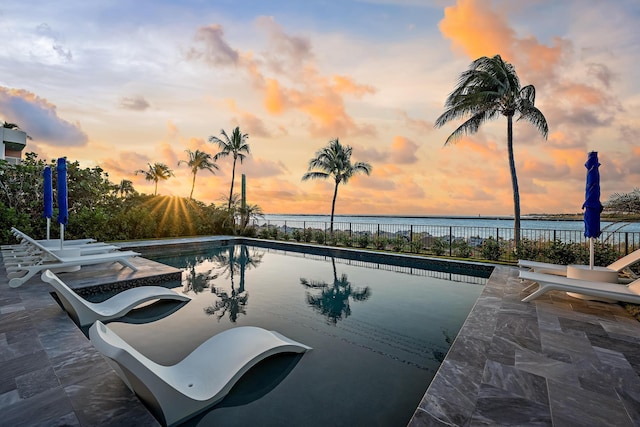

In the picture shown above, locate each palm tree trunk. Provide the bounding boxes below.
[330,181,339,233]
[507,115,521,248]
[154,179,158,196]
[228,156,237,211]
[190,172,196,199]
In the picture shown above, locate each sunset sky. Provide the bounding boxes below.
[1,0,638,216]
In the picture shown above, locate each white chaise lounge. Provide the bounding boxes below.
[41,270,191,327]
[89,321,312,427]
[7,241,141,288]
[519,270,640,303]
[518,248,640,276]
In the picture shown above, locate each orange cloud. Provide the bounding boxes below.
[390,136,419,164]
[187,20,376,138]
[439,0,514,60]
[438,0,569,82]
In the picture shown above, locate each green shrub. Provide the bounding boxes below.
[481,237,503,261]
[328,232,339,246]
[340,232,353,247]
[241,226,257,237]
[409,239,422,254]
[281,232,290,241]
[453,239,473,258]
[315,230,326,244]
[292,229,302,242]
[373,236,388,250]
[543,240,584,265]
[259,226,272,239]
[390,236,405,252]
[357,233,370,248]
[303,228,313,243]
[516,238,542,260]
[431,237,447,256]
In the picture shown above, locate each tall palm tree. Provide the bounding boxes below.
[434,55,548,247]
[134,162,174,196]
[302,138,372,233]
[178,149,218,199]
[208,127,250,210]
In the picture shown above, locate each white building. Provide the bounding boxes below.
[1,128,27,164]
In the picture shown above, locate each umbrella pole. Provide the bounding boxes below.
[60,225,65,250]
[589,238,594,270]
[46,218,50,240]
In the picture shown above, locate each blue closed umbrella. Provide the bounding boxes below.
[43,166,53,240]
[56,158,68,249]
[582,151,602,269]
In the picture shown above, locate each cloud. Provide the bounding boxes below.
[0,86,88,146]
[398,110,434,135]
[256,15,313,75]
[243,157,289,178]
[186,24,240,66]
[120,95,151,111]
[390,136,419,164]
[438,0,570,82]
[186,19,377,138]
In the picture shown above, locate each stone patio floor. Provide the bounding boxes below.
[2,237,640,426]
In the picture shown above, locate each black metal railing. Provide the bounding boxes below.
[251,219,640,265]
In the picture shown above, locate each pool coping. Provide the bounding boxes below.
[2,236,640,426]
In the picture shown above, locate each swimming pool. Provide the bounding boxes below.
[108,243,488,426]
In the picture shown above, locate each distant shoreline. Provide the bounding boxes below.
[264,213,640,222]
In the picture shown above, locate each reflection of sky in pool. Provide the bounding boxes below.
[109,244,486,426]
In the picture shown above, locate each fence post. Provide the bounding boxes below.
[410,225,413,245]
[449,226,453,257]
[377,224,380,238]
[349,223,352,238]
[496,227,499,241]
[625,232,629,255]
[284,221,287,236]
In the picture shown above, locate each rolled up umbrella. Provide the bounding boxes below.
[43,166,53,240]
[56,158,68,250]
[582,151,602,269]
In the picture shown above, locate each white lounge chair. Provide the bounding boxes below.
[518,248,640,276]
[89,321,311,427]
[41,270,191,327]
[519,270,640,303]
[7,240,141,288]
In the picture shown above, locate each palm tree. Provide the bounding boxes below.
[434,55,548,247]
[208,127,250,210]
[134,162,174,196]
[302,138,372,233]
[114,179,135,198]
[178,149,218,199]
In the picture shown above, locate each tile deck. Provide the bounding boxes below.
[2,237,640,426]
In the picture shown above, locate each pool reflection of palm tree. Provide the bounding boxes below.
[300,258,371,324]
[204,245,263,322]
[183,261,217,294]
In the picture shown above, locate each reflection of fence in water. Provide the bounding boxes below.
[256,219,640,259]
[261,247,488,286]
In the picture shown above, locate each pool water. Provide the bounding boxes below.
[108,244,487,426]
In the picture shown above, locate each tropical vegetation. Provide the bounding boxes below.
[135,162,175,196]
[178,149,218,199]
[0,153,236,245]
[435,54,549,247]
[209,127,250,210]
[302,138,372,232]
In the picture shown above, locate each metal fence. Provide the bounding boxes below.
[252,219,640,265]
